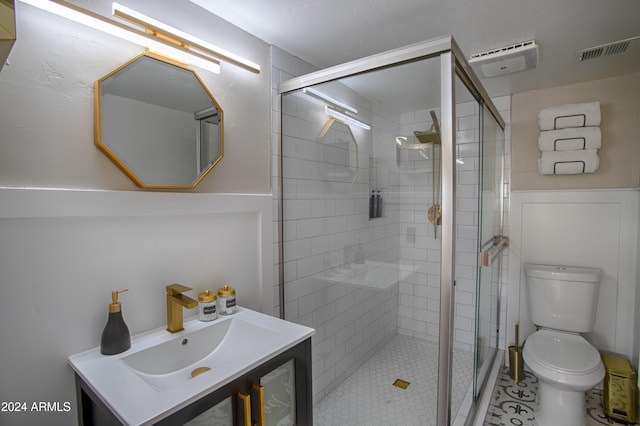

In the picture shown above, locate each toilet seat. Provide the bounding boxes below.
[523,329,605,425]
[525,329,602,374]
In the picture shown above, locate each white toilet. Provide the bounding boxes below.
[522,263,605,426]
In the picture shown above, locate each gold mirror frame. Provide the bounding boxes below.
[94,52,223,189]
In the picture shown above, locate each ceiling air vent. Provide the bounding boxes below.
[577,36,638,61]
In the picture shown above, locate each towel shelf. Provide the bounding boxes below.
[552,137,586,150]
[554,160,586,174]
[538,101,601,130]
[553,113,587,129]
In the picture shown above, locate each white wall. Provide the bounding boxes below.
[511,72,640,190]
[507,189,639,360]
[1,0,271,193]
[0,1,275,425]
[0,189,273,426]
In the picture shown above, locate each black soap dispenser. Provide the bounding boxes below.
[100,289,131,355]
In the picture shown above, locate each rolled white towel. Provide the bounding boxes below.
[538,101,601,130]
[538,127,601,151]
[538,149,599,175]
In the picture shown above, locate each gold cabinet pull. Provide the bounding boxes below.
[252,383,265,426]
[238,391,251,426]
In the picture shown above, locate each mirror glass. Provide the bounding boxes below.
[317,118,358,191]
[95,53,223,188]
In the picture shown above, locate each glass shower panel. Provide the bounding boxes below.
[474,104,504,399]
[450,76,482,421]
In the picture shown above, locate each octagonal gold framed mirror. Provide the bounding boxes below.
[95,52,223,189]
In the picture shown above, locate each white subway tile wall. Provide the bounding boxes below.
[280,82,400,403]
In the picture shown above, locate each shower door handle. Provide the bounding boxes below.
[479,236,509,267]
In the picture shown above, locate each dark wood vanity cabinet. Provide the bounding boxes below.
[75,338,312,426]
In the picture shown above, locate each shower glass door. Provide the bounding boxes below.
[474,103,505,399]
[280,54,444,425]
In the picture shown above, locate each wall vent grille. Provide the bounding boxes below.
[577,37,638,61]
[470,40,536,60]
[604,40,631,56]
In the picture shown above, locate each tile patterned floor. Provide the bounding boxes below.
[483,366,639,426]
[313,334,473,426]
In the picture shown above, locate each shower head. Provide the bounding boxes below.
[413,111,441,145]
[413,130,440,145]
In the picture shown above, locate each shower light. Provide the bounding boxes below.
[303,88,358,114]
[19,0,260,74]
[325,106,371,130]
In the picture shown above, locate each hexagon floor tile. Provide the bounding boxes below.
[313,334,473,426]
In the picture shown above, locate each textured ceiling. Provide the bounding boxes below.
[190,0,640,98]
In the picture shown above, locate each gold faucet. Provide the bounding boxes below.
[166,284,198,333]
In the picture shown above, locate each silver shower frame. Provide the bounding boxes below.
[278,34,505,426]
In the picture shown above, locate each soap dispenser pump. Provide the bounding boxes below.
[100,289,131,355]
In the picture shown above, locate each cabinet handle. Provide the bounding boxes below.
[252,383,265,426]
[238,391,251,426]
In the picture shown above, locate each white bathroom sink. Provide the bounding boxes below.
[121,317,278,391]
[68,307,314,425]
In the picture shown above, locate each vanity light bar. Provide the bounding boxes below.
[325,106,371,130]
[112,3,260,74]
[18,1,256,74]
[19,0,220,73]
[303,88,358,114]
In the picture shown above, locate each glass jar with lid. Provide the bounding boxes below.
[217,285,236,315]
[198,289,217,321]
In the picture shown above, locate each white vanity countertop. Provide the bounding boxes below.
[68,307,315,425]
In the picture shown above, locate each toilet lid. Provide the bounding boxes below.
[526,329,601,374]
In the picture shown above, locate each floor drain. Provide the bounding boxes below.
[393,378,410,389]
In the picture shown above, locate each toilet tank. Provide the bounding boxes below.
[524,264,602,332]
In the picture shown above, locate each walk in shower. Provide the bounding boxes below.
[277,35,505,425]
